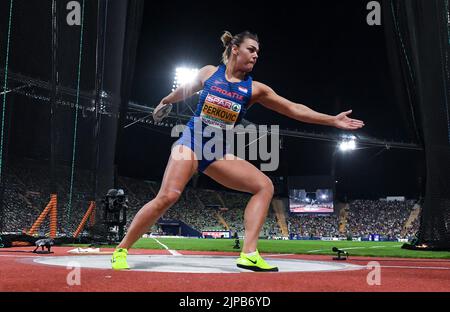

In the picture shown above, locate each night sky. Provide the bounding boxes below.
[122,0,423,199]
[132,1,414,139]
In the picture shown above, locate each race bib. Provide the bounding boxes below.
[200,93,241,130]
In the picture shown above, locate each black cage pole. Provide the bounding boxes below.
[50,0,58,195]
[113,0,145,189]
[92,0,108,202]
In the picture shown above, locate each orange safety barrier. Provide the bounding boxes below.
[28,194,58,238]
[73,201,96,238]
[89,203,96,227]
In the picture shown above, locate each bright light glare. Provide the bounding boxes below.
[348,140,356,150]
[339,141,349,151]
[339,139,356,152]
[173,67,199,91]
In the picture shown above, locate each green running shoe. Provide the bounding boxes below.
[236,250,278,272]
[111,248,130,270]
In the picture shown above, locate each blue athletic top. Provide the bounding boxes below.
[186,64,253,131]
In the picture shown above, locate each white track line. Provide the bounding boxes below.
[151,238,181,256]
[370,245,403,249]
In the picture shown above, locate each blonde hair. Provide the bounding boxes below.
[221,30,259,65]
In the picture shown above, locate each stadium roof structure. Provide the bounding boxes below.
[1,68,422,156]
[126,101,422,151]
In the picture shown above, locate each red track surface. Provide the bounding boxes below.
[0,247,449,292]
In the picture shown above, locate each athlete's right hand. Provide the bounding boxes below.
[153,100,173,123]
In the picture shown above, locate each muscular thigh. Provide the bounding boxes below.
[159,145,198,195]
[203,154,272,194]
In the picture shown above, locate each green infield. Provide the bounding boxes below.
[81,238,450,259]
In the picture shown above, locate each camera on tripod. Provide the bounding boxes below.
[104,189,127,213]
[102,189,128,242]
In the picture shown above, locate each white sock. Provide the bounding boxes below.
[245,251,257,257]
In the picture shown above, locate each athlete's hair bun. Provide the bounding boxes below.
[221,31,233,48]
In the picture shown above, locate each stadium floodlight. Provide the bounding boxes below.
[338,135,357,152]
[173,67,199,91]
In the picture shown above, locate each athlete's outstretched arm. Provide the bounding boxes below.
[252,81,365,130]
[160,65,217,105]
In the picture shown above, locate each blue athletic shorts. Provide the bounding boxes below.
[174,126,231,172]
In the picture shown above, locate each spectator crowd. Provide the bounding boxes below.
[1,159,421,241]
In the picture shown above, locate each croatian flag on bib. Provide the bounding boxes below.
[238,86,248,94]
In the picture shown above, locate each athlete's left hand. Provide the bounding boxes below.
[333,110,365,130]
